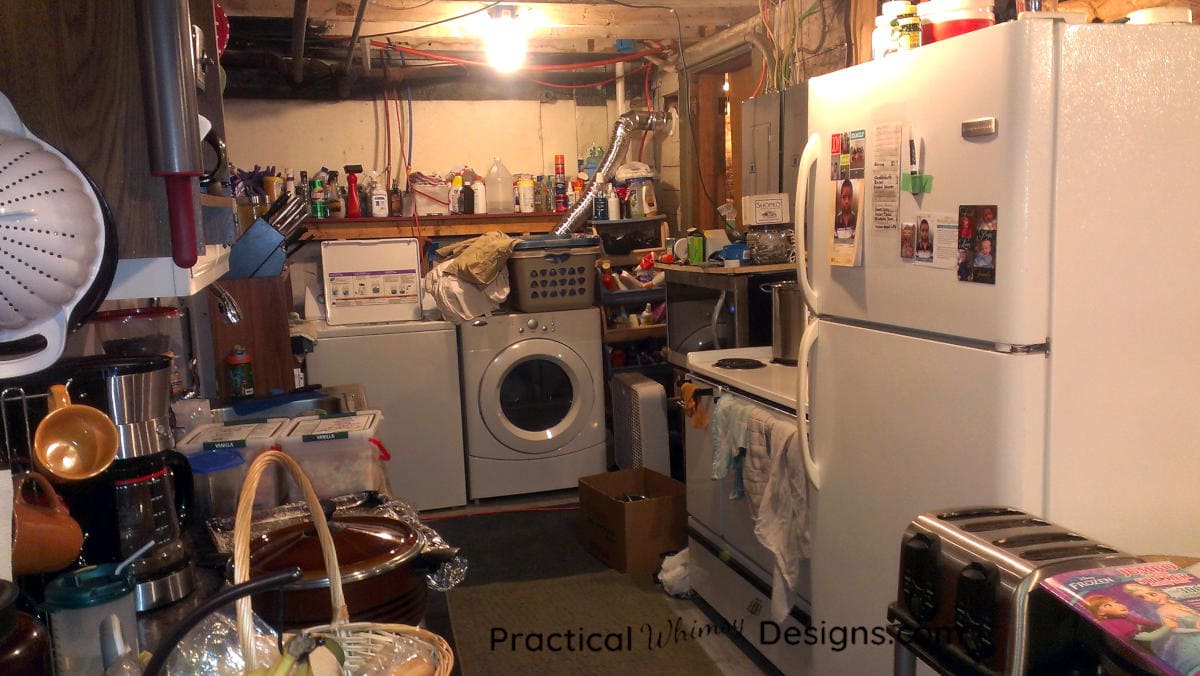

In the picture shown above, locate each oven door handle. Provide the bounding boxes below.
[798,316,820,489]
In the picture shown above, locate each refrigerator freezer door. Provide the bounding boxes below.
[804,20,1056,346]
[1044,22,1200,557]
[805,320,1046,674]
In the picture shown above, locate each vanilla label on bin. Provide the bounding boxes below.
[198,420,285,450]
[290,413,376,442]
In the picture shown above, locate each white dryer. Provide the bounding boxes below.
[459,307,607,499]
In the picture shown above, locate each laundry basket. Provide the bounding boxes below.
[508,234,601,312]
[233,450,453,675]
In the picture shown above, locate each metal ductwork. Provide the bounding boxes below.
[553,109,671,236]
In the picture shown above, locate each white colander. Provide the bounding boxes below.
[0,92,107,378]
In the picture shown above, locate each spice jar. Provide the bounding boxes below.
[894,11,922,51]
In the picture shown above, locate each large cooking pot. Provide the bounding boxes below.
[762,281,806,365]
[235,514,453,630]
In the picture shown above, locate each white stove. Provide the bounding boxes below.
[686,346,796,411]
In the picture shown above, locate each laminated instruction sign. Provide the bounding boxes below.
[322,238,423,324]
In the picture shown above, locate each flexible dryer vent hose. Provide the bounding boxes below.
[552,110,671,237]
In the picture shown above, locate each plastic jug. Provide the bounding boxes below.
[485,157,515,213]
[43,564,138,676]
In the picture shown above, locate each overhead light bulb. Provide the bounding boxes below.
[483,6,527,73]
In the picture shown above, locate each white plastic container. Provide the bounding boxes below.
[277,410,390,500]
[485,157,515,213]
[177,417,288,508]
[922,0,995,44]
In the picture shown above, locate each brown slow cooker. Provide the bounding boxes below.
[237,515,435,629]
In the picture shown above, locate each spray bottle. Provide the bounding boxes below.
[344,165,363,217]
[369,170,389,217]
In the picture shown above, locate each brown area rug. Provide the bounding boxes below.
[447,570,724,676]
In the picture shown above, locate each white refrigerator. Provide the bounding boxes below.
[791,18,1200,674]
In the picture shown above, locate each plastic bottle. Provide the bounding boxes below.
[518,176,536,213]
[640,179,659,217]
[388,178,403,216]
[599,260,618,291]
[592,182,609,220]
[640,303,655,326]
[308,171,327,218]
[226,345,254,400]
[606,183,621,221]
[485,157,515,213]
[369,171,389,217]
[326,170,345,218]
[472,177,487,214]
[461,178,475,215]
[448,174,464,214]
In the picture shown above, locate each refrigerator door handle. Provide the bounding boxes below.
[798,315,821,489]
[793,132,821,314]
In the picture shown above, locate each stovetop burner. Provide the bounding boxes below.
[713,357,766,370]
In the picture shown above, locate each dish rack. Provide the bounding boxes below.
[0,386,47,469]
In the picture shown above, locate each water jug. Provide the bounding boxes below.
[485,157,515,213]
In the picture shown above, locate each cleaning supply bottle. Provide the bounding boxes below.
[605,183,621,221]
[325,170,344,218]
[309,170,328,218]
[640,303,655,326]
[344,165,363,217]
[226,345,254,400]
[461,176,475,214]
[592,181,609,221]
[448,174,464,214]
[388,178,403,216]
[485,157,515,213]
[472,176,487,214]
[369,171,389,217]
[599,260,618,291]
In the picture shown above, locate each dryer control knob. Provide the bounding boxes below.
[518,328,524,333]
[542,326,548,332]
[526,318,539,330]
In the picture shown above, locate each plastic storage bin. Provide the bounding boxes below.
[187,448,245,522]
[177,418,289,509]
[276,410,390,500]
[922,0,994,44]
[508,234,601,312]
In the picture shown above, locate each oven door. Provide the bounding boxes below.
[477,337,596,455]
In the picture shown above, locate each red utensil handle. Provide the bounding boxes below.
[164,174,199,268]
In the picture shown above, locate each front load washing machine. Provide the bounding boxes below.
[460,307,607,499]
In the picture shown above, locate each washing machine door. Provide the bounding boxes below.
[477,337,596,455]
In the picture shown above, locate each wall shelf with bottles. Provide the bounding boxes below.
[303,212,563,240]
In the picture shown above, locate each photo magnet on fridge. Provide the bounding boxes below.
[957,205,997,284]
[900,222,915,259]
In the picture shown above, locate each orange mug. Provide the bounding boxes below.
[33,384,119,482]
[11,471,84,576]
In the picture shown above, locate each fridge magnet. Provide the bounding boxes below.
[957,205,997,284]
[900,223,915,259]
[914,218,934,263]
[830,178,863,267]
[848,129,866,179]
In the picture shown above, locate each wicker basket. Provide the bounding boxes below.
[233,450,453,675]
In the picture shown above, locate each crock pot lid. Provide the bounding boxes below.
[249,516,424,589]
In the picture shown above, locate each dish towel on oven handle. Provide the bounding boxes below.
[744,406,811,622]
[710,395,756,499]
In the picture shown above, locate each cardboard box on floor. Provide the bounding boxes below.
[578,468,686,574]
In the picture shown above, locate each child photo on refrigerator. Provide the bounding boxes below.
[834,179,858,240]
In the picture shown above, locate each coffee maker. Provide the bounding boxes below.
[38,356,195,611]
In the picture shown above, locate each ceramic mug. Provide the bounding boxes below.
[33,384,118,482]
[11,471,84,576]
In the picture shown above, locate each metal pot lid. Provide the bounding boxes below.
[248,515,425,590]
